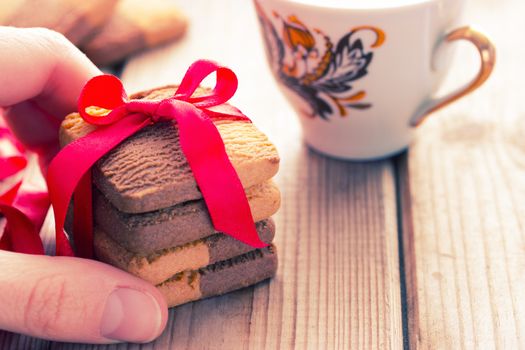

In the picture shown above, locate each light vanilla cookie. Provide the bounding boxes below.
[81,0,187,66]
[93,180,280,254]
[94,218,275,285]
[0,0,118,44]
[60,86,280,214]
[157,245,277,308]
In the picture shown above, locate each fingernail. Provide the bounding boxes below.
[100,288,163,343]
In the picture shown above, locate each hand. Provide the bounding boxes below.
[1,26,94,167]
[0,27,168,343]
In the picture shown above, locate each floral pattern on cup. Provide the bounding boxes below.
[255,2,385,120]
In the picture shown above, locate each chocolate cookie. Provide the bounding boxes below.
[93,180,280,254]
[157,245,277,307]
[60,86,280,214]
[94,218,275,285]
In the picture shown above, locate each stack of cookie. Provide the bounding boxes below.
[59,86,280,307]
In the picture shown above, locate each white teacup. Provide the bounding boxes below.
[254,0,495,159]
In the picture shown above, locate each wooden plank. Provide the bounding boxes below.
[119,1,403,349]
[0,0,403,348]
[400,0,525,348]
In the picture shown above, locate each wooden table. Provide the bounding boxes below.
[1,0,524,348]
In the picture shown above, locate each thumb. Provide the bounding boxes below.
[0,250,168,343]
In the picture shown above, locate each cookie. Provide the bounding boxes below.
[81,0,187,66]
[93,180,280,254]
[60,86,280,214]
[94,218,275,285]
[157,245,277,307]
[0,0,118,44]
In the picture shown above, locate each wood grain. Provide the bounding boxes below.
[0,0,403,348]
[401,0,525,348]
[121,1,403,348]
[4,0,524,348]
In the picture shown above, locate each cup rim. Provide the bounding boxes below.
[261,0,435,12]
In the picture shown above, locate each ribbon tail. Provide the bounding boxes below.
[172,103,267,248]
[0,204,45,254]
[47,114,150,256]
[14,190,50,232]
[0,227,13,251]
[72,170,93,258]
[0,182,47,255]
[0,181,22,204]
[0,131,28,180]
[0,156,27,180]
[202,104,251,122]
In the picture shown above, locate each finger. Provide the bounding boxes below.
[3,102,60,148]
[0,27,100,151]
[0,251,168,343]
[0,27,100,116]
[3,102,61,172]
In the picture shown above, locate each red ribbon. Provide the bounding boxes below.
[0,118,27,181]
[0,114,48,255]
[0,183,48,254]
[47,59,267,258]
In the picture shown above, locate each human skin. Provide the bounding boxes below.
[0,27,168,344]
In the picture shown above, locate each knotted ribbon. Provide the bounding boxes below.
[46,59,267,258]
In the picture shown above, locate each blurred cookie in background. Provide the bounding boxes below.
[81,0,187,66]
[0,0,118,44]
[0,0,187,67]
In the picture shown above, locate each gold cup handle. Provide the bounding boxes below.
[410,27,496,127]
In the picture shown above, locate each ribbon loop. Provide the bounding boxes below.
[175,60,238,108]
[78,75,128,126]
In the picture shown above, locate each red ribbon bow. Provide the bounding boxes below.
[46,60,267,258]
